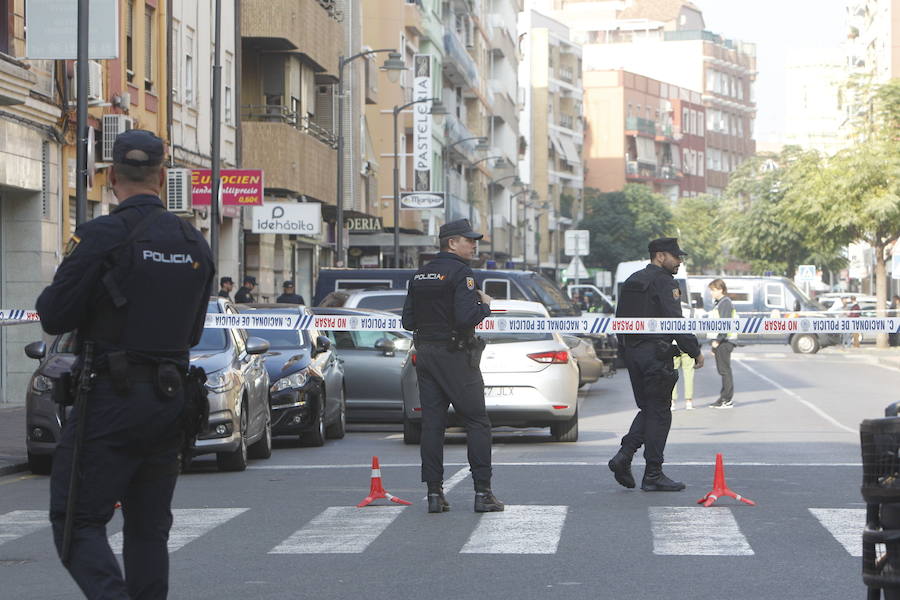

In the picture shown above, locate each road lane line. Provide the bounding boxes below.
[0,510,48,547]
[460,505,568,554]
[269,506,404,554]
[109,508,248,554]
[810,508,865,557]
[735,358,857,434]
[649,507,754,556]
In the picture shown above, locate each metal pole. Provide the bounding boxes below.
[335,57,345,267]
[210,0,222,291]
[489,188,495,262]
[393,106,400,268]
[508,193,513,261]
[444,144,450,224]
[75,0,89,226]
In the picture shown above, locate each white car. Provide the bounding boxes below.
[400,300,581,443]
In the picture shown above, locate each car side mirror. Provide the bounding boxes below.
[374,338,396,356]
[24,341,46,360]
[245,337,270,355]
[315,335,332,355]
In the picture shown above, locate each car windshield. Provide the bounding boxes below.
[194,327,228,351]
[356,295,405,314]
[246,328,309,349]
[528,275,580,317]
[480,311,552,344]
[783,279,825,311]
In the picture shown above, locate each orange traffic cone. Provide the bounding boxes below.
[697,453,756,507]
[357,456,412,508]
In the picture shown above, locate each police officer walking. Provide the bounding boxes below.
[402,219,504,513]
[608,238,704,492]
[36,130,214,599]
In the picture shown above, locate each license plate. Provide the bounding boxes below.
[485,387,514,397]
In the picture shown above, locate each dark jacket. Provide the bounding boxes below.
[235,286,255,304]
[276,292,305,304]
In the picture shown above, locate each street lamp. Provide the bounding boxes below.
[392,97,447,267]
[443,136,489,222]
[335,49,404,267]
[509,187,538,262]
[486,173,521,263]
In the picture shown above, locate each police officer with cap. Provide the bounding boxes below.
[276,281,305,304]
[218,276,234,299]
[36,129,214,598]
[402,218,504,513]
[608,238,704,492]
[235,275,256,303]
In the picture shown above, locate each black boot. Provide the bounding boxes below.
[641,465,686,492]
[426,481,450,513]
[473,480,504,512]
[608,450,636,489]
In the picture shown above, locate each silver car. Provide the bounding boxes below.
[401,300,580,443]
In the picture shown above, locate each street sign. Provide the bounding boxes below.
[25,0,119,59]
[563,256,589,280]
[251,203,321,235]
[595,270,611,288]
[797,265,816,282]
[564,230,589,256]
[400,192,445,210]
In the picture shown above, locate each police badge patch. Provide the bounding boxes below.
[63,234,81,257]
[672,288,681,300]
[466,277,475,290]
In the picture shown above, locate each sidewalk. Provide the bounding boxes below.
[0,405,27,476]
[819,345,900,371]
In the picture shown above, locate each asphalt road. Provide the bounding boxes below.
[1,344,894,599]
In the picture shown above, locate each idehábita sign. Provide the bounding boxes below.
[400,192,445,210]
[251,203,321,235]
[191,169,264,206]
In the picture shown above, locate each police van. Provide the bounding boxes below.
[686,275,837,354]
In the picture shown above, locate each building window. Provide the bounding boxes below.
[698,112,704,135]
[697,152,704,177]
[225,54,233,124]
[144,7,154,91]
[184,28,195,105]
[126,0,134,82]
[171,20,180,102]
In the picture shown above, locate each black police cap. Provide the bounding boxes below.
[283,280,294,288]
[648,237,688,257]
[113,129,165,167]
[220,276,234,285]
[439,218,483,240]
[244,275,257,285]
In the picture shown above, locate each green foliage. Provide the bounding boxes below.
[581,184,673,270]
[671,194,724,274]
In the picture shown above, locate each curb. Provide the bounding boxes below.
[0,461,29,477]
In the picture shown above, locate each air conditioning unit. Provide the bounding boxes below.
[72,60,104,101]
[166,169,192,213]
[101,114,134,161]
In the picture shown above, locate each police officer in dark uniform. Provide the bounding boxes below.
[608,238,704,492]
[234,275,256,303]
[402,219,504,514]
[218,276,234,299]
[276,280,305,304]
[36,130,214,599]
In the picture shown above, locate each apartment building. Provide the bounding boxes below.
[847,0,900,82]
[783,48,849,156]
[519,8,584,273]
[536,0,757,195]
[582,70,705,199]
[240,0,343,298]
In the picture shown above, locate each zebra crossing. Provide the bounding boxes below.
[0,505,866,557]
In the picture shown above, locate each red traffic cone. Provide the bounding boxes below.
[357,456,412,508]
[697,453,756,507]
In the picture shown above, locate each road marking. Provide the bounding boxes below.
[649,507,754,555]
[735,358,857,434]
[269,506,404,554]
[250,461,862,470]
[109,508,248,554]
[460,505,568,554]
[0,510,48,547]
[810,508,865,557]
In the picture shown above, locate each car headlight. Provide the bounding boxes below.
[205,370,236,393]
[31,374,53,393]
[271,371,308,393]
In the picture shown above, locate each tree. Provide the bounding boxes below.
[672,194,724,274]
[788,79,900,347]
[580,184,673,270]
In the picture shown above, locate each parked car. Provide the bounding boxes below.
[401,300,580,444]
[23,297,273,474]
[318,289,408,315]
[311,306,412,422]
[562,334,608,386]
[238,304,346,444]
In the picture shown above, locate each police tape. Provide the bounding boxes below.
[4,309,899,335]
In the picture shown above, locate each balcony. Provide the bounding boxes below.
[655,123,676,141]
[488,80,517,126]
[488,14,517,59]
[655,164,681,181]
[241,106,337,203]
[242,0,342,75]
[404,0,424,35]
[625,117,656,137]
[443,28,479,90]
[445,113,480,163]
[625,160,653,181]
